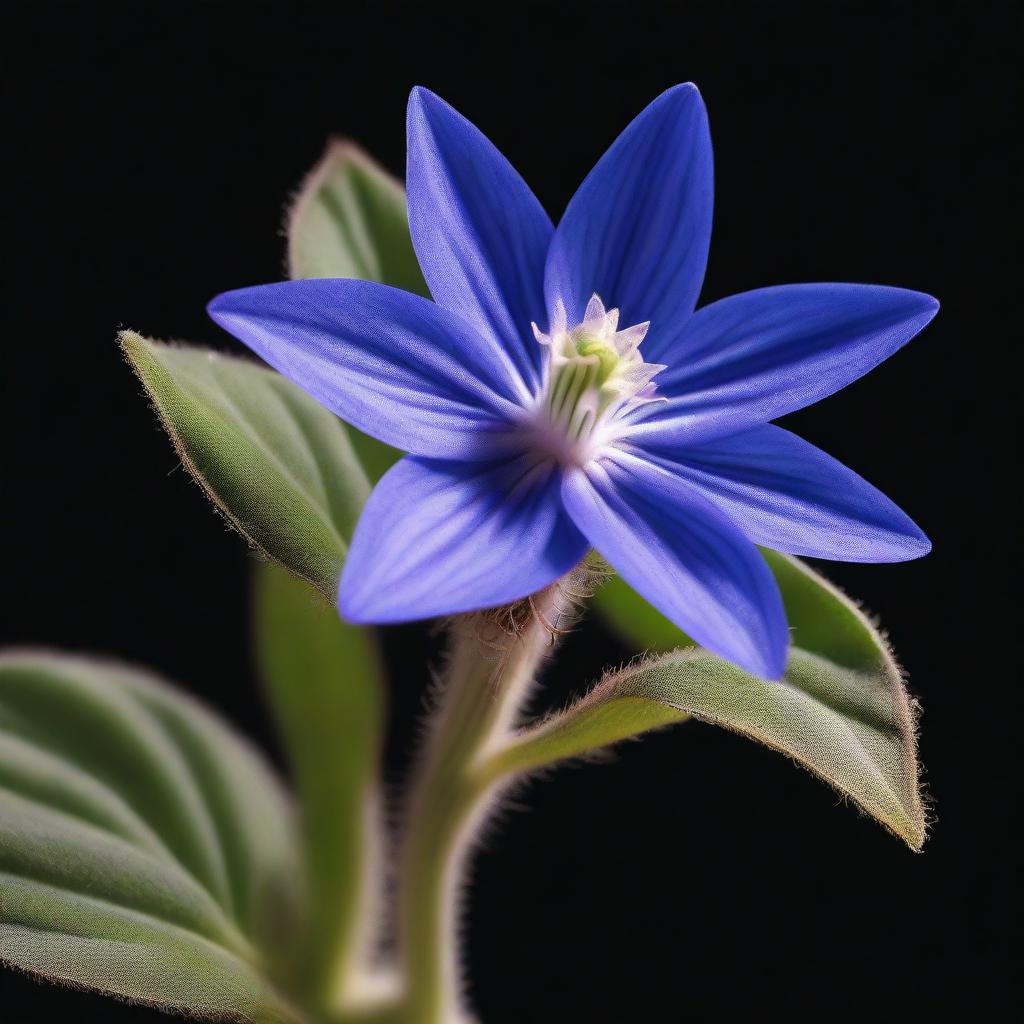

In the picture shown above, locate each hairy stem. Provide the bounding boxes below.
[394,580,579,1023]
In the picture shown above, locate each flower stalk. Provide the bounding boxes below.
[393,578,582,1023]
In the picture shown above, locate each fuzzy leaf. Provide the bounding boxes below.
[484,554,925,849]
[287,139,425,483]
[122,330,369,597]
[596,548,888,668]
[254,563,386,1008]
[287,138,427,295]
[0,651,304,1021]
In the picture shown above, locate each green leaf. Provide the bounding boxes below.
[484,553,925,850]
[287,140,421,484]
[121,330,370,597]
[595,547,892,669]
[254,563,386,1010]
[287,139,427,296]
[591,571,695,651]
[0,651,304,1021]
[756,548,886,671]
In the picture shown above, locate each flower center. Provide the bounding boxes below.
[528,294,665,467]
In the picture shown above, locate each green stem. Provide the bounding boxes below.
[394,583,573,1024]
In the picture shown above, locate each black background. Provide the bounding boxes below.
[3,1,1019,1020]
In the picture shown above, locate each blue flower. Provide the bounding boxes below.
[209,85,936,679]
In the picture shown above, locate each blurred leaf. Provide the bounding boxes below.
[122,330,369,597]
[254,563,386,1009]
[287,140,422,483]
[485,554,925,850]
[0,651,304,1021]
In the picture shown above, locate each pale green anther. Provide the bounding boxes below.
[574,335,620,385]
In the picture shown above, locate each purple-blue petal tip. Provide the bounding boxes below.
[724,627,788,681]
[654,81,706,111]
[760,642,789,682]
[898,289,940,335]
[738,606,789,681]
[206,288,245,329]
[910,289,940,321]
[206,291,225,319]
[905,527,932,558]
[408,85,443,116]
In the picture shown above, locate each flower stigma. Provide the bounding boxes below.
[527,294,666,467]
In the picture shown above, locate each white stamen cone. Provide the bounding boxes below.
[528,293,666,465]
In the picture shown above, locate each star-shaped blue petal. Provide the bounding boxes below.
[209,84,937,679]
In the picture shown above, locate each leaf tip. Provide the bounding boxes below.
[116,326,148,359]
